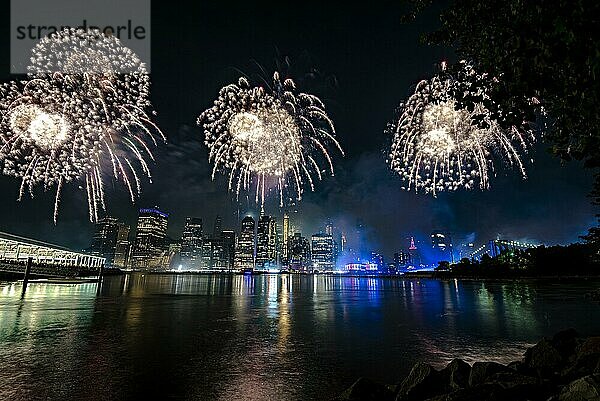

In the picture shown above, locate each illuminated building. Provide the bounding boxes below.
[325,220,333,236]
[131,207,169,269]
[113,224,131,268]
[344,262,378,272]
[370,252,385,271]
[220,230,236,270]
[256,215,277,269]
[394,251,410,269]
[0,231,104,268]
[180,217,203,269]
[407,236,421,267]
[311,232,334,271]
[90,216,120,265]
[213,215,223,237]
[235,216,255,270]
[289,233,311,271]
[431,230,454,263]
[282,212,290,266]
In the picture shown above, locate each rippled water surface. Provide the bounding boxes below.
[1,274,599,400]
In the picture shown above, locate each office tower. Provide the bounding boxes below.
[325,219,333,236]
[431,230,453,263]
[256,215,277,269]
[235,216,255,270]
[370,252,385,271]
[131,207,169,269]
[282,211,290,265]
[90,216,120,265]
[113,223,131,268]
[180,217,203,269]
[289,233,311,271]
[213,215,223,238]
[220,230,236,270]
[393,251,410,269]
[311,232,334,271]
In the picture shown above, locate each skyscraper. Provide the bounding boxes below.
[90,216,120,265]
[256,215,277,269]
[131,208,169,269]
[180,217,203,269]
[113,223,131,268]
[235,216,255,270]
[282,211,290,266]
[213,215,222,238]
[220,230,236,270]
[289,233,311,271]
[311,232,334,271]
[431,231,454,263]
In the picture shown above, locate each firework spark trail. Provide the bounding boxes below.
[0,28,164,222]
[388,60,535,196]
[198,71,343,207]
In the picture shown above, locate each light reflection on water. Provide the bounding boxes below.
[0,275,599,401]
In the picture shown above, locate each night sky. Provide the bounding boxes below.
[0,1,596,256]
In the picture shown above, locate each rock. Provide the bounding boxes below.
[524,338,563,377]
[424,383,505,401]
[396,362,447,400]
[558,374,600,401]
[468,362,511,387]
[334,377,395,401]
[507,360,528,374]
[563,337,600,380]
[488,371,539,390]
[440,359,471,390]
[551,329,580,361]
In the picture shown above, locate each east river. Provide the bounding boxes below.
[1,274,599,400]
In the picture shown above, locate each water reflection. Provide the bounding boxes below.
[1,275,599,401]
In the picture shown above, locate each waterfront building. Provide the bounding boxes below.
[256,215,277,269]
[130,207,169,269]
[235,216,255,270]
[282,211,290,266]
[431,230,454,263]
[0,231,104,269]
[289,233,311,271]
[311,232,334,271]
[113,224,131,268]
[90,216,120,265]
[180,217,203,269]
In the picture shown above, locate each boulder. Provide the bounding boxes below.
[558,374,600,401]
[551,329,580,361]
[396,362,447,400]
[563,337,600,380]
[334,377,395,401]
[440,359,471,390]
[524,338,563,377]
[468,362,511,387]
[424,383,505,401]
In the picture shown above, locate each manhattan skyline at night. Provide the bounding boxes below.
[0,1,595,257]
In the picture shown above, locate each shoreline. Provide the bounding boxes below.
[334,329,600,401]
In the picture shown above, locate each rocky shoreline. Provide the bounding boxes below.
[334,329,600,401]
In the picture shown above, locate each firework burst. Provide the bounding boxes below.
[388,60,533,195]
[198,72,343,206]
[0,28,164,222]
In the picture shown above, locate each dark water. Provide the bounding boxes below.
[0,274,599,401]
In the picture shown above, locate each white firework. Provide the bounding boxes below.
[388,61,533,195]
[0,28,164,222]
[198,72,343,206]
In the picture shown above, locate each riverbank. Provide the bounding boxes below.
[334,329,600,401]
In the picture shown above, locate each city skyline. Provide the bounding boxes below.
[0,2,596,260]
[84,205,548,273]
